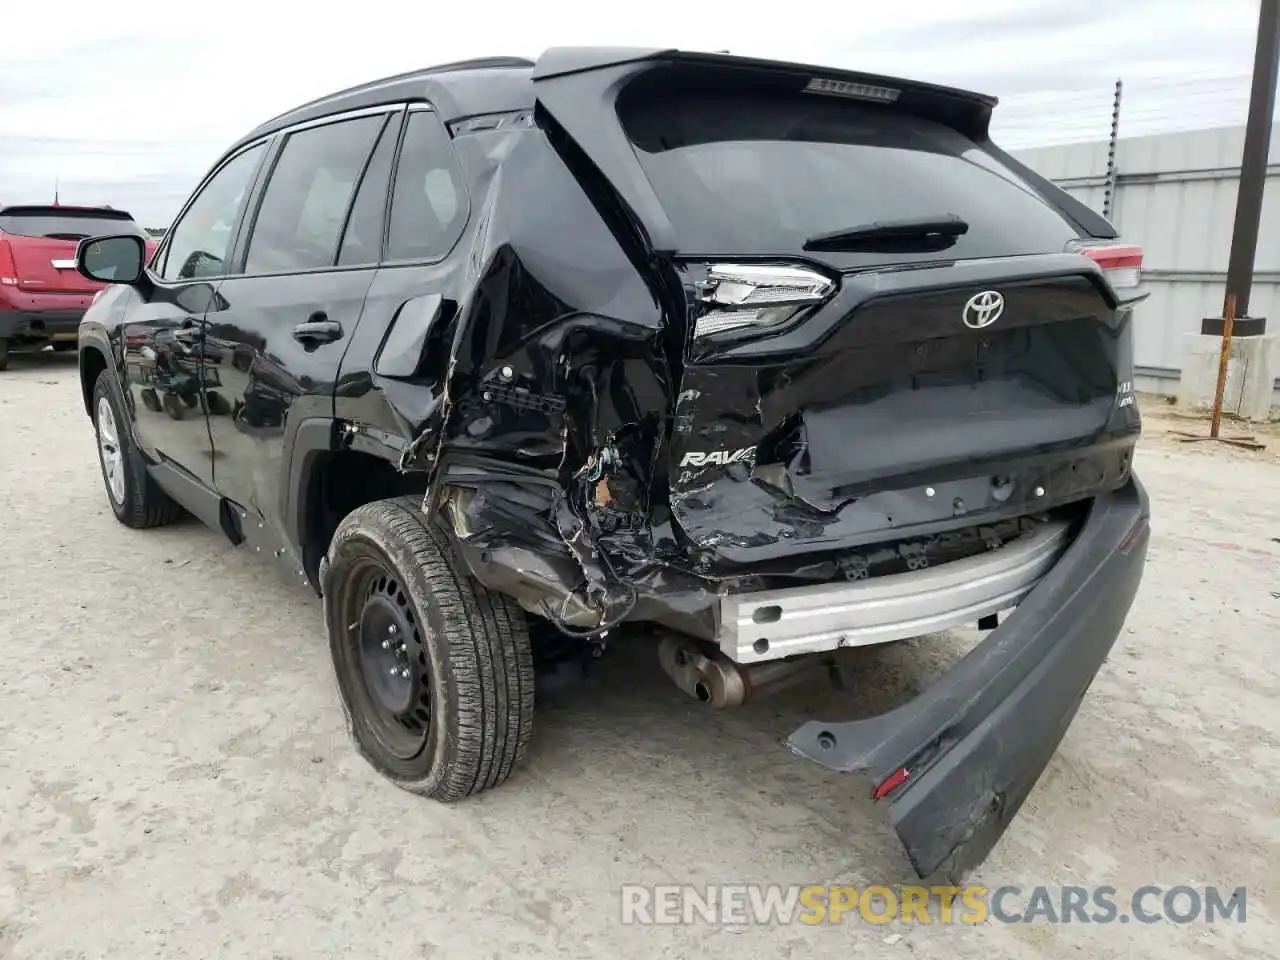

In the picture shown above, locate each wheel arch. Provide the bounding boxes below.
[287,418,430,590]
[79,344,109,418]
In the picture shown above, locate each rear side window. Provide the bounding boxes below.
[0,209,143,240]
[618,89,1079,262]
[385,110,468,262]
[244,115,385,274]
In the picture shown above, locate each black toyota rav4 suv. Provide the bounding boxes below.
[76,47,1150,879]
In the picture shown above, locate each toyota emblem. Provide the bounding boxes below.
[962,290,1005,329]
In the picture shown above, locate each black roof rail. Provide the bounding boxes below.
[257,56,535,128]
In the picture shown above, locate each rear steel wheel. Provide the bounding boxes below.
[325,497,534,800]
[348,564,433,760]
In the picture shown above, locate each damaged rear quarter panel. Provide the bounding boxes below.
[439,125,668,466]
[337,116,677,628]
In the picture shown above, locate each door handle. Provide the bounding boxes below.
[292,317,343,345]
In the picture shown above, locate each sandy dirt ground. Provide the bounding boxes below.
[1,352,1277,959]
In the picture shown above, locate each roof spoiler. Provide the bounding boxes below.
[532,46,998,140]
[0,204,136,219]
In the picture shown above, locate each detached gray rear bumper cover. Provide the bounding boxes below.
[787,478,1150,880]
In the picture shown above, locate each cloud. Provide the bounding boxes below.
[0,0,1265,224]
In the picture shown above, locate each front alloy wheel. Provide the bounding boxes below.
[96,395,126,506]
[90,369,184,528]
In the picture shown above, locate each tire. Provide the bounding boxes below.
[0,339,9,371]
[205,391,231,417]
[162,392,186,420]
[91,369,185,528]
[324,497,535,801]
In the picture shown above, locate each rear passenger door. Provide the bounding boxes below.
[335,105,470,441]
[202,107,404,537]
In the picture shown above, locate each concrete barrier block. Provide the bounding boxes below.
[1177,331,1275,421]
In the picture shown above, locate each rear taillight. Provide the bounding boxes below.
[692,263,834,338]
[1070,240,1143,295]
[0,238,17,287]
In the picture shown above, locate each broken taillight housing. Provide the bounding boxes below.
[693,263,835,338]
[1069,239,1144,296]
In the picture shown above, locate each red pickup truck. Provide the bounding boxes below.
[0,205,158,370]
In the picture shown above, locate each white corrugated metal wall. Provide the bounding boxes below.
[1013,124,1280,400]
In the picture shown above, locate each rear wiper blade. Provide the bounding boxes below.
[803,215,969,251]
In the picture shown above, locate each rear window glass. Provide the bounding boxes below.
[0,210,143,240]
[617,91,1079,262]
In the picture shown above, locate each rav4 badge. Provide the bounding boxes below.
[679,446,756,468]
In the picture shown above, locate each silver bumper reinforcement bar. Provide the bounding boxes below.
[718,520,1073,664]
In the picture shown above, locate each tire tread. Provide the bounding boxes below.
[328,496,534,801]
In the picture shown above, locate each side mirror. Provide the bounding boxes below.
[76,234,145,286]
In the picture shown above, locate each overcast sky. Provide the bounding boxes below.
[0,0,1267,225]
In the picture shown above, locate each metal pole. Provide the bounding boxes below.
[1224,0,1279,320]
[1103,79,1123,219]
[1209,294,1236,438]
[1173,0,1274,451]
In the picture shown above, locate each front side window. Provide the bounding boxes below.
[159,143,265,282]
[244,115,385,275]
[385,110,468,262]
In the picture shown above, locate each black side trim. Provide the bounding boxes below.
[146,459,226,532]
